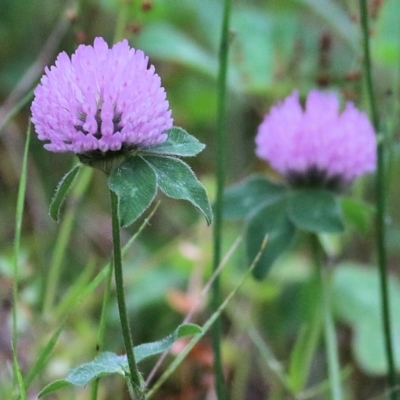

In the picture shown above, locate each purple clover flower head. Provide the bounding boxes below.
[31,37,172,157]
[255,90,376,190]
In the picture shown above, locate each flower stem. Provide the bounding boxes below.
[359,1,398,396]
[90,259,114,400]
[212,0,232,398]
[110,190,144,400]
[311,235,343,400]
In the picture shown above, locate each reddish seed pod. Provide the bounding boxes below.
[369,0,384,19]
[65,8,79,23]
[141,1,152,11]
[126,23,142,34]
[341,88,358,102]
[316,72,331,88]
[350,13,359,23]
[75,30,87,43]
[344,70,361,82]
[319,31,332,53]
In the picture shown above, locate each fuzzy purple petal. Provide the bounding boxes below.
[31,37,173,154]
[255,90,376,185]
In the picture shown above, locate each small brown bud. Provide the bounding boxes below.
[75,31,87,43]
[126,23,142,34]
[141,1,153,11]
[344,70,361,82]
[65,8,78,23]
[316,72,331,88]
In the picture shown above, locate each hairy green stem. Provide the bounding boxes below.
[211,0,232,399]
[311,236,343,400]
[359,1,398,396]
[110,190,143,399]
[90,259,114,400]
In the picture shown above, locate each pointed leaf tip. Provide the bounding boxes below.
[142,127,205,157]
[144,155,213,225]
[49,165,81,222]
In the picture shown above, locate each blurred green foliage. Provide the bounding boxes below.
[1,0,400,399]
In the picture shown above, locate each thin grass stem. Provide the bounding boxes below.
[359,1,398,396]
[12,121,31,397]
[212,0,232,398]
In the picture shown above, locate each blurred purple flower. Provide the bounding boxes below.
[255,90,376,189]
[31,37,172,154]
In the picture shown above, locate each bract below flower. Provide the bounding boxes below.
[255,90,376,189]
[31,37,172,155]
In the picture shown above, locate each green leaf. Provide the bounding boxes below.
[49,165,81,222]
[142,127,205,157]
[134,323,202,363]
[340,197,374,234]
[38,352,126,397]
[247,199,296,280]
[333,263,400,375]
[231,7,274,93]
[287,189,344,233]
[372,0,400,65]
[298,0,359,51]
[136,22,217,77]
[108,156,157,227]
[144,156,212,225]
[38,323,201,398]
[223,174,287,220]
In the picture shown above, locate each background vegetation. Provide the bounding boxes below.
[1,0,400,398]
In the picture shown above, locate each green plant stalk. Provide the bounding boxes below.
[90,259,114,400]
[212,0,232,398]
[359,1,397,396]
[110,190,144,400]
[42,166,93,314]
[12,122,31,396]
[312,236,343,400]
[113,0,130,43]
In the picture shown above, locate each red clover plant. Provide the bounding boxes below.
[223,89,377,400]
[31,37,212,400]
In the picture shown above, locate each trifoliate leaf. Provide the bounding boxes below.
[108,156,157,227]
[144,155,212,225]
[141,127,205,157]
